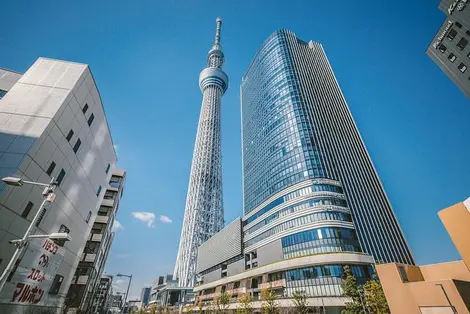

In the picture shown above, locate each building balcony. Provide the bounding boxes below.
[258,279,286,290]
[199,292,220,300]
[91,233,103,242]
[77,275,89,285]
[84,254,96,262]
[94,216,109,224]
[102,199,114,207]
[226,287,247,295]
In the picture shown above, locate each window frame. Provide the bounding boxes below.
[46,161,56,176]
[21,201,34,219]
[56,169,66,186]
[448,53,457,63]
[66,130,74,142]
[73,138,82,153]
[457,37,469,51]
[87,113,95,127]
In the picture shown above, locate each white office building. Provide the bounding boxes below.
[0,58,119,313]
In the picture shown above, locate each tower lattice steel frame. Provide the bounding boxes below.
[174,18,228,287]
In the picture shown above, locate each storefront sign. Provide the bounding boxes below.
[0,238,65,306]
[448,0,468,14]
[433,20,454,49]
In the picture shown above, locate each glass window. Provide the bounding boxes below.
[73,138,81,153]
[86,210,92,223]
[438,44,447,53]
[82,103,89,114]
[104,191,116,200]
[105,163,111,174]
[56,169,66,186]
[447,29,458,41]
[466,30,470,37]
[87,113,95,126]
[448,53,457,63]
[455,22,462,28]
[46,161,56,176]
[458,63,467,73]
[0,90,7,100]
[398,266,408,282]
[96,185,102,197]
[66,130,74,142]
[21,201,34,218]
[457,37,469,50]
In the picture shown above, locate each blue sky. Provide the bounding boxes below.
[2,0,470,299]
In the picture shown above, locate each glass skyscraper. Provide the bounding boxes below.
[193,29,413,312]
[241,29,413,265]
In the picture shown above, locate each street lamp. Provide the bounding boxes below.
[117,273,132,314]
[0,176,70,293]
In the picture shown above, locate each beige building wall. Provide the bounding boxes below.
[377,198,470,314]
[438,200,470,270]
[377,262,470,314]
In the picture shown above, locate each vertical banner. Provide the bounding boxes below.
[0,238,65,305]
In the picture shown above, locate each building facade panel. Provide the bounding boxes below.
[427,0,470,98]
[196,218,242,274]
[0,58,118,313]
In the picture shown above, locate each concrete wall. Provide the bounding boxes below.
[439,201,470,270]
[197,218,242,273]
[377,263,470,314]
[202,268,221,284]
[256,239,283,267]
[420,260,470,282]
[227,258,245,277]
[0,58,117,312]
[0,68,22,92]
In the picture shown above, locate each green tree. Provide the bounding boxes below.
[216,291,231,313]
[236,293,253,314]
[292,290,309,314]
[364,279,390,314]
[341,265,365,314]
[261,287,279,314]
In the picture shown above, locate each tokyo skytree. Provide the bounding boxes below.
[174,18,227,287]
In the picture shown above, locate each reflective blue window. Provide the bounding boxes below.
[280,227,361,258]
[244,184,345,225]
[0,90,7,100]
[242,30,327,213]
[283,264,372,297]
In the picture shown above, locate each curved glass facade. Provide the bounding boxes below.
[285,264,373,297]
[242,31,327,214]
[281,227,361,258]
[241,29,414,265]
[244,212,353,247]
[245,209,351,236]
[245,184,345,225]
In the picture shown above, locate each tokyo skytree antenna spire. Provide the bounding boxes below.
[174,18,228,287]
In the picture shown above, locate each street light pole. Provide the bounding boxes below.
[0,177,57,293]
[117,273,132,314]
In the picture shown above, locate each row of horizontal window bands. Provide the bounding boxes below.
[245,196,349,235]
[244,210,353,247]
[244,183,344,225]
